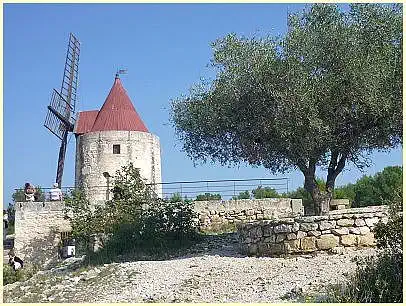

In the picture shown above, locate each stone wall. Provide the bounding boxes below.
[75,130,162,203]
[14,201,71,267]
[238,206,388,256]
[194,198,304,230]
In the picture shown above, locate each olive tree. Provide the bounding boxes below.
[171,4,402,215]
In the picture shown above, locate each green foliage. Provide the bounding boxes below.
[232,190,251,200]
[195,193,221,201]
[319,193,402,303]
[6,203,15,235]
[67,163,199,263]
[3,264,38,285]
[333,183,355,204]
[171,3,402,214]
[252,186,280,199]
[168,192,183,203]
[353,166,402,207]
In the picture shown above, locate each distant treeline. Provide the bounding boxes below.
[191,166,402,208]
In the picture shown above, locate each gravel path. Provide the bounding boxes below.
[3,233,375,303]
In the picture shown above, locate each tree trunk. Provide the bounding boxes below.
[300,151,347,216]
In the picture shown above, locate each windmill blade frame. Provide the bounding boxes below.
[44,33,80,187]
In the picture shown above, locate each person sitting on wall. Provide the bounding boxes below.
[24,183,36,202]
[8,250,24,271]
[50,183,63,201]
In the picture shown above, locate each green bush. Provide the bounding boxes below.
[232,190,251,200]
[252,186,280,199]
[195,193,221,201]
[67,163,199,264]
[3,264,38,285]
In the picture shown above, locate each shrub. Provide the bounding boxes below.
[317,193,402,303]
[3,264,38,285]
[252,186,280,199]
[195,193,221,201]
[232,190,251,200]
[68,163,199,264]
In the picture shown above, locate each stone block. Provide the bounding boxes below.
[354,218,366,227]
[263,225,273,237]
[349,227,361,235]
[328,214,343,220]
[276,233,287,243]
[291,222,300,232]
[300,223,319,231]
[331,228,349,235]
[263,235,276,243]
[257,242,267,254]
[307,230,321,237]
[359,226,371,235]
[316,234,339,250]
[274,224,292,233]
[284,239,300,253]
[246,209,255,216]
[244,237,252,243]
[319,220,336,231]
[300,237,316,252]
[358,232,375,247]
[365,217,379,227]
[336,218,354,227]
[266,243,284,255]
[296,231,307,239]
[286,233,296,240]
[248,244,258,255]
[291,199,304,215]
[321,230,331,234]
[341,234,357,246]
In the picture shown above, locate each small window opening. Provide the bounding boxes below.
[113,144,120,154]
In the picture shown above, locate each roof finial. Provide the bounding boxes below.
[115,68,127,79]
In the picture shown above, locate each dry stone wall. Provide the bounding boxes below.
[238,206,388,256]
[194,198,304,231]
[14,201,71,267]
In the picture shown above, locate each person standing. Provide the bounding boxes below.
[50,183,63,201]
[24,183,35,201]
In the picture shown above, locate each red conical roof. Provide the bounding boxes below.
[90,76,148,133]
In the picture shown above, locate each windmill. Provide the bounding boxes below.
[44,33,80,188]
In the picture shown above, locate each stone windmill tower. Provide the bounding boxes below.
[73,73,162,203]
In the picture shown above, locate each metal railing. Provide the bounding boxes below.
[13,177,289,202]
[152,178,289,200]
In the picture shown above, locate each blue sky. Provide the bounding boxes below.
[4,3,402,206]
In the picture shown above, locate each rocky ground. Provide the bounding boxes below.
[3,233,376,303]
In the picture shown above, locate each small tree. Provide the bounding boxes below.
[232,190,251,200]
[252,186,280,199]
[195,193,222,201]
[171,4,402,215]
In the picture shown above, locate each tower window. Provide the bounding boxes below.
[113,145,120,154]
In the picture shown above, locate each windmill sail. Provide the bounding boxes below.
[44,33,80,187]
